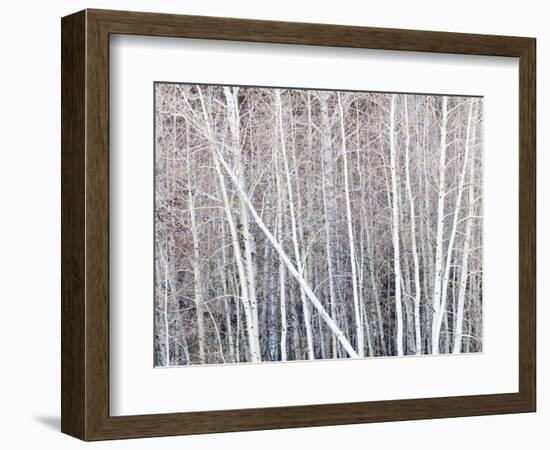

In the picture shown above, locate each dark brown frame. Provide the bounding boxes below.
[61,8,536,441]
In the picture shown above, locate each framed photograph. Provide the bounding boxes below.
[61,9,536,440]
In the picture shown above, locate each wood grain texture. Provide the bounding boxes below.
[518,38,536,410]
[61,10,86,439]
[61,8,536,441]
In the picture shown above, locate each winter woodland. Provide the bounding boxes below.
[154,83,483,366]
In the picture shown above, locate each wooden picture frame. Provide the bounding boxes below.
[61,9,536,441]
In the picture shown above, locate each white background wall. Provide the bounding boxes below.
[0,1,545,448]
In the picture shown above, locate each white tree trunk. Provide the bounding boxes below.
[337,93,365,357]
[223,87,261,355]
[219,219,236,363]
[274,128,288,361]
[403,97,422,355]
[188,191,206,364]
[212,153,260,362]
[275,90,315,360]
[365,147,386,355]
[278,213,288,361]
[197,87,261,362]
[434,98,475,353]
[155,85,483,364]
[354,108,374,357]
[185,122,207,364]
[159,244,171,366]
[452,99,477,353]
[431,96,448,355]
[319,92,339,358]
[213,141,359,358]
[389,94,404,356]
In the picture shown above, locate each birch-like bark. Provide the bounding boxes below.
[197,87,261,362]
[223,87,261,355]
[218,217,236,362]
[278,212,288,361]
[275,90,315,360]
[159,244,171,366]
[213,140,360,358]
[319,92,339,358]
[433,98,475,353]
[389,94,404,356]
[452,100,477,353]
[403,97,422,354]
[366,146,386,355]
[154,85,483,364]
[185,122,207,364]
[274,134,288,361]
[431,96,448,355]
[188,190,206,363]
[354,107,374,357]
[338,93,365,357]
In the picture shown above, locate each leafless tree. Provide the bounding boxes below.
[154,83,483,366]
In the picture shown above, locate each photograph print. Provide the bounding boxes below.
[154,83,483,367]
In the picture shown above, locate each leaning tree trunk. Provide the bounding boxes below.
[223,87,261,358]
[212,139,360,358]
[196,87,261,363]
[275,90,315,360]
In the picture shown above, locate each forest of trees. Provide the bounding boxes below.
[154,83,483,366]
